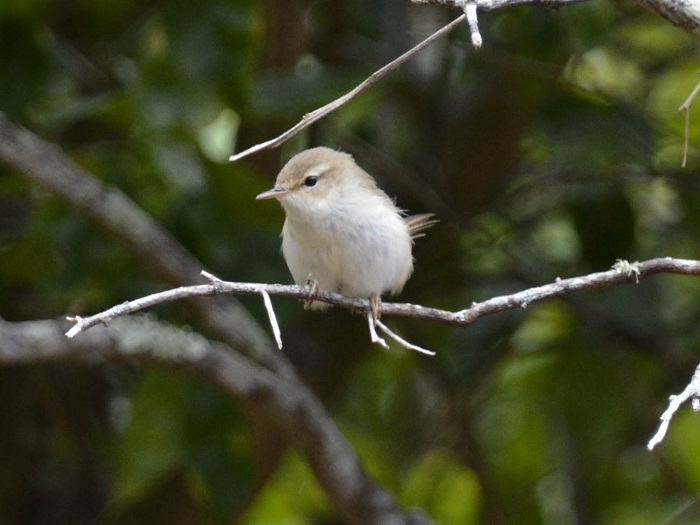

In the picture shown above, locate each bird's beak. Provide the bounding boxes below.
[256,187,289,200]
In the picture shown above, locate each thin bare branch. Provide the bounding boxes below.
[648,362,700,450]
[66,257,700,337]
[228,15,466,163]
[367,311,390,349]
[376,320,435,355]
[464,2,482,48]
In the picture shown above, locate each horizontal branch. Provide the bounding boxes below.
[411,0,700,33]
[66,258,700,338]
[411,0,588,11]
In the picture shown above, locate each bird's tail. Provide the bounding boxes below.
[405,213,438,239]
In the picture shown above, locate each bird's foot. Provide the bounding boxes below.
[304,276,319,310]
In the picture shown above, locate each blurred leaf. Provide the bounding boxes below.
[564,48,645,103]
[340,350,441,473]
[112,370,187,512]
[616,18,695,64]
[0,19,50,117]
[0,0,47,18]
[648,62,700,144]
[0,236,54,284]
[196,108,240,163]
[183,383,252,518]
[251,65,364,118]
[572,189,635,269]
[667,409,700,492]
[401,449,481,525]
[241,452,329,524]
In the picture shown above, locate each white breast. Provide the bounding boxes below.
[280,190,414,299]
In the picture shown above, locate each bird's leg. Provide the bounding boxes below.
[370,293,382,324]
[304,275,319,309]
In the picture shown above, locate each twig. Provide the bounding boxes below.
[679,74,700,168]
[228,15,466,163]
[376,320,435,355]
[367,311,390,349]
[463,2,482,48]
[201,269,223,283]
[648,362,700,450]
[261,289,283,350]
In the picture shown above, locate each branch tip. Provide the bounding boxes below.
[463,2,483,48]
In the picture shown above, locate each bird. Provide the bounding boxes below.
[256,146,435,322]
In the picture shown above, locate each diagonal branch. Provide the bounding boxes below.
[228,14,467,162]
[648,361,700,450]
[230,0,699,165]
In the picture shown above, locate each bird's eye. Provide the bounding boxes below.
[304,176,318,187]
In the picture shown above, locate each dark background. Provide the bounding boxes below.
[1,0,699,523]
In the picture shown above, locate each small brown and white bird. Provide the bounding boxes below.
[256,147,435,317]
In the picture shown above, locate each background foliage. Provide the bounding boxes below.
[1,0,699,523]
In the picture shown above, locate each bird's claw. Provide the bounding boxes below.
[304,276,319,309]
